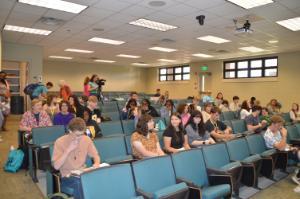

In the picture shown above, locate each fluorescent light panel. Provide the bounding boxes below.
[192,53,213,58]
[239,46,265,52]
[268,40,278,44]
[197,35,231,44]
[276,17,300,31]
[158,59,176,62]
[88,37,125,45]
[65,48,94,53]
[4,25,51,35]
[18,0,87,14]
[149,47,177,52]
[227,0,273,9]
[129,18,177,32]
[49,55,73,59]
[117,54,140,59]
[94,59,115,63]
[132,63,150,66]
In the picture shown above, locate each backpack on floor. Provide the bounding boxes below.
[4,149,24,173]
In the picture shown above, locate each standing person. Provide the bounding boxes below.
[53,101,74,130]
[52,118,101,199]
[290,103,300,123]
[185,110,215,148]
[131,114,165,159]
[59,80,72,101]
[88,75,99,97]
[229,96,241,112]
[215,92,223,107]
[205,107,234,142]
[0,80,10,131]
[177,104,190,126]
[31,78,53,100]
[83,77,90,97]
[0,71,10,97]
[163,113,190,153]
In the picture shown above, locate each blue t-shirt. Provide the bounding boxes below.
[32,84,48,97]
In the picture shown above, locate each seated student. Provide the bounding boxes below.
[160,99,175,118]
[52,118,100,199]
[189,96,202,112]
[122,99,137,120]
[215,92,224,107]
[131,114,165,159]
[177,103,190,126]
[185,110,215,147]
[229,96,241,112]
[219,100,230,112]
[141,99,159,117]
[69,95,84,118]
[84,96,102,124]
[245,105,267,133]
[83,109,102,139]
[263,115,300,185]
[122,91,140,111]
[19,99,52,136]
[53,101,74,130]
[240,100,251,120]
[205,107,234,142]
[260,107,271,127]
[163,113,190,153]
[267,99,281,115]
[290,103,300,123]
[201,102,213,123]
[43,95,60,119]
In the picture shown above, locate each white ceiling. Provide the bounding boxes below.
[1,0,300,67]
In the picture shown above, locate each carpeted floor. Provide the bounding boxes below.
[0,115,299,199]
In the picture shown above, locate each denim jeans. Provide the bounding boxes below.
[61,176,83,199]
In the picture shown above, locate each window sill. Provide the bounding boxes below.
[158,80,190,84]
[222,77,278,83]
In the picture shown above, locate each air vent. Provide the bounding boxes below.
[208,49,230,54]
[148,1,166,7]
[39,17,64,26]
[161,38,176,43]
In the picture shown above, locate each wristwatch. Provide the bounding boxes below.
[202,141,206,145]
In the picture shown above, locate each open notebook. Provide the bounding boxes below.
[71,163,110,176]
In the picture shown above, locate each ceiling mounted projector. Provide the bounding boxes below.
[234,19,254,33]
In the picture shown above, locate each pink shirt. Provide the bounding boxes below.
[20,111,52,131]
[181,113,191,126]
[83,84,90,96]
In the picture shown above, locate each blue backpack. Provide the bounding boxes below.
[4,149,24,173]
[23,83,40,98]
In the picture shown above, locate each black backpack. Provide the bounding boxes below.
[23,83,40,98]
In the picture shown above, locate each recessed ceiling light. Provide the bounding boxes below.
[148,1,166,7]
[192,53,213,58]
[268,40,278,44]
[158,59,176,62]
[227,0,273,9]
[88,37,125,45]
[117,54,141,59]
[94,59,115,63]
[132,63,150,66]
[276,17,300,31]
[197,35,231,44]
[239,46,265,52]
[49,55,73,59]
[3,25,52,35]
[149,47,177,52]
[18,0,87,14]
[129,18,177,32]
[65,48,94,53]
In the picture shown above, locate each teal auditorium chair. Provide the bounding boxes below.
[246,134,278,178]
[202,143,243,195]
[223,120,232,129]
[122,119,136,135]
[226,138,262,187]
[103,111,121,121]
[29,125,66,182]
[221,111,236,121]
[281,112,292,125]
[132,156,189,199]
[100,120,123,137]
[81,164,143,199]
[231,119,253,135]
[125,135,132,155]
[286,125,300,146]
[171,149,231,199]
[101,102,119,113]
[93,136,133,164]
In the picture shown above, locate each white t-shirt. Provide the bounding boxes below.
[240,109,251,120]
[229,102,240,112]
[202,111,211,123]
[290,110,300,122]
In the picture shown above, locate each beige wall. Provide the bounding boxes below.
[145,51,300,112]
[0,33,2,69]
[43,60,147,92]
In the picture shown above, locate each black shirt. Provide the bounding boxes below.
[84,107,102,123]
[205,119,227,133]
[86,119,102,138]
[142,106,159,117]
[163,127,186,149]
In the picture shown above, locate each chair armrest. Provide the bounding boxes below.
[207,167,228,175]
[176,177,197,188]
[136,188,153,199]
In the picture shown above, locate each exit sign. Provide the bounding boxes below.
[201,65,208,71]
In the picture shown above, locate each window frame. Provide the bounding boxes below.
[223,56,278,79]
[159,65,190,82]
